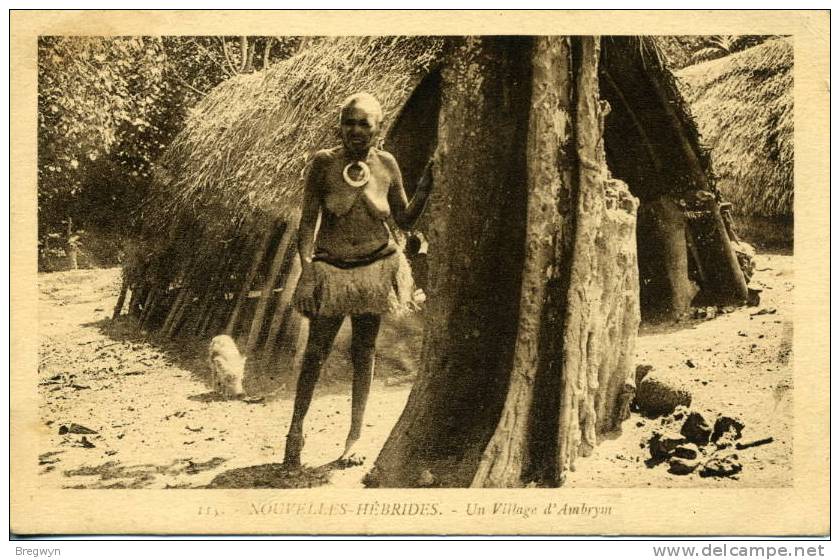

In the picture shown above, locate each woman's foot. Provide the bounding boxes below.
[283,432,305,468]
[336,437,365,468]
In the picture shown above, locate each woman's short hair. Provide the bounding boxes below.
[339,92,384,125]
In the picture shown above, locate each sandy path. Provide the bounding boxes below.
[37,254,792,489]
[565,253,793,487]
[37,269,416,489]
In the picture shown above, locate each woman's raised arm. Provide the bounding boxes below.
[386,155,434,230]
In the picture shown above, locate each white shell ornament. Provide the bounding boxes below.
[342,161,371,188]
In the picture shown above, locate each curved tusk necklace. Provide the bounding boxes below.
[342,161,371,188]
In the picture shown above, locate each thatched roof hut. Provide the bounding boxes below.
[117,35,757,487]
[149,36,444,240]
[676,38,793,221]
[123,37,444,370]
[598,37,748,317]
[599,36,714,201]
[121,35,750,374]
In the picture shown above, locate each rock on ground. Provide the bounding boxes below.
[635,368,693,417]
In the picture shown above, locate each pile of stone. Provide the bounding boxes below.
[645,406,757,478]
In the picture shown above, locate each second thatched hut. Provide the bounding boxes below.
[677,37,793,250]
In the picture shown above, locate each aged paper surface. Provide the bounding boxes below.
[11,10,829,535]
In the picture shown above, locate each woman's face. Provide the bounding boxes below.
[340,103,380,156]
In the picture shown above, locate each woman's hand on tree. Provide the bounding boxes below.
[417,160,434,195]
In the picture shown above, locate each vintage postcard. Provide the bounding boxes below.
[10,10,829,535]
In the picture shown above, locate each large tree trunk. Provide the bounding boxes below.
[556,37,639,480]
[372,36,533,488]
[471,36,576,487]
[239,36,250,73]
[372,36,640,488]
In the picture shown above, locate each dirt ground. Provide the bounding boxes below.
[36,253,793,489]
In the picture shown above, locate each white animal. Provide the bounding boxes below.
[208,335,247,399]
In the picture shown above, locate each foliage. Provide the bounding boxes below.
[160,36,300,103]
[38,36,168,236]
[656,35,775,70]
[37,35,301,269]
[689,35,772,64]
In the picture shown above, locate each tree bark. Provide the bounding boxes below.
[373,36,640,488]
[373,37,534,488]
[239,36,249,73]
[471,36,575,488]
[244,38,256,73]
[262,38,274,70]
[556,37,639,480]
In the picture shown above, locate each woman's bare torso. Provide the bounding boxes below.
[313,147,397,261]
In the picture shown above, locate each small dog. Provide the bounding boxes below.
[208,335,247,399]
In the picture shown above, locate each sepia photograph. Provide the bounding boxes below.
[10,10,829,536]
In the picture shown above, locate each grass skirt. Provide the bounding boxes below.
[293,251,416,317]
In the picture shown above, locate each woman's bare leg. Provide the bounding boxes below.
[284,314,344,466]
[340,313,381,463]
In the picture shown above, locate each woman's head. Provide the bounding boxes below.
[339,92,383,156]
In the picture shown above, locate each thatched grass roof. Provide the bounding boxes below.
[149,36,444,239]
[677,38,793,217]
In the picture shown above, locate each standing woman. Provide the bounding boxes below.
[286,92,433,467]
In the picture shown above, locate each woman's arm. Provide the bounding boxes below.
[298,151,327,264]
[386,154,434,230]
[295,152,327,316]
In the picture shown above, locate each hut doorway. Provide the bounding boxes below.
[599,37,749,323]
[384,40,751,324]
[382,67,442,292]
[385,68,442,199]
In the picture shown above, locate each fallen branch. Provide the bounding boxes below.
[736,436,774,450]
